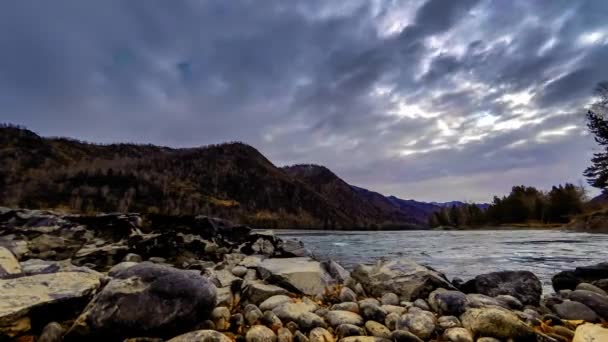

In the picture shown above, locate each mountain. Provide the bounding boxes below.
[282,165,424,227]
[430,201,490,210]
[0,124,441,229]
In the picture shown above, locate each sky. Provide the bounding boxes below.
[1,1,607,202]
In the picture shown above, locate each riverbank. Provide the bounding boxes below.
[0,208,606,341]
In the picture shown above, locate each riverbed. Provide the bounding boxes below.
[275,229,608,293]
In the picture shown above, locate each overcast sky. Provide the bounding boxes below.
[1,1,607,202]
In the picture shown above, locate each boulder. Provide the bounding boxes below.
[576,282,607,296]
[260,295,295,311]
[364,321,391,339]
[551,301,599,322]
[395,308,436,340]
[281,239,311,257]
[359,303,387,323]
[437,316,461,330]
[339,288,357,303]
[569,290,608,319]
[325,311,364,327]
[247,325,278,342]
[0,239,29,260]
[464,294,504,309]
[232,266,249,277]
[332,302,359,314]
[0,247,21,277]
[209,269,240,288]
[216,287,233,307]
[20,259,101,277]
[211,307,231,331]
[322,260,350,284]
[123,253,142,263]
[573,323,608,342]
[380,305,405,315]
[428,289,468,316]
[0,272,101,337]
[272,303,326,330]
[240,255,266,268]
[167,330,232,342]
[552,262,608,292]
[309,327,334,342]
[384,313,399,330]
[494,295,523,310]
[380,293,399,306]
[38,322,65,342]
[552,326,574,340]
[443,327,473,342]
[258,258,336,296]
[244,282,290,304]
[262,311,283,331]
[278,327,294,342]
[351,259,454,301]
[67,262,216,339]
[413,299,431,311]
[294,330,309,342]
[72,241,130,270]
[460,307,535,340]
[390,330,424,342]
[335,324,365,339]
[251,237,276,256]
[460,270,542,306]
[245,304,264,326]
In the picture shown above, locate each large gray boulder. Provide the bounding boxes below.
[351,259,454,301]
[460,271,542,306]
[258,258,337,296]
[552,262,608,291]
[551,301,599,322]
[67,262,216,339]
[0,272,102,338]
[569,290,608,320]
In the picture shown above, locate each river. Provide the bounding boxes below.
[274,229,608,293]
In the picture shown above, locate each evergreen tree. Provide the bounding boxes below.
[584,81,608,193]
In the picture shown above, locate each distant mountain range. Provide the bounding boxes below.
[0,125,476,229]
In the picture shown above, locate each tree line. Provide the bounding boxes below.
[429,80,608,228]
[428,183,586,228]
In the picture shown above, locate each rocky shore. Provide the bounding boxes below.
[0,208,606,342]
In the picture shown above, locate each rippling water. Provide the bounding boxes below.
[274,229,608,293]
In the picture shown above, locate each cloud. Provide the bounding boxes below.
[0,0,604,201]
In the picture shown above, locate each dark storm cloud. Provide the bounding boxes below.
[0,0,606,201]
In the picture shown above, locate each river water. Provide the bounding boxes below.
[274,229,608,293]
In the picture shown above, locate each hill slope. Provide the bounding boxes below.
[0,125,438,229]
[282,165,423,227]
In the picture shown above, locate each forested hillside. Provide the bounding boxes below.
[0,125,431,229]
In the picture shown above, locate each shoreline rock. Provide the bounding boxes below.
[0,208,607,341]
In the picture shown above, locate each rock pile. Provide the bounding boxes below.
[0,208,606,342]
